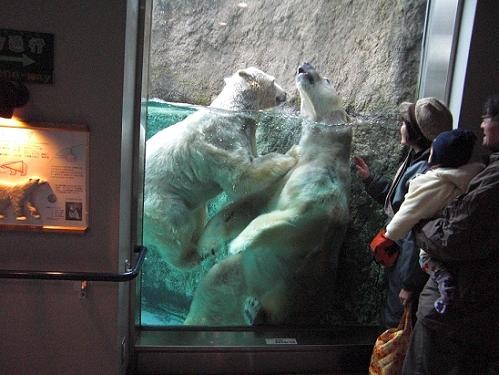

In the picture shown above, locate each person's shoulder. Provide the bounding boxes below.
[486,153,499,169]
[479,156,499,178]
[406,159,429,175]
[418,168,441,183]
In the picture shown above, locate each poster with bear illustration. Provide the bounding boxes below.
[0,120,89,232]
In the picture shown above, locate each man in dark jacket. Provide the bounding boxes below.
[402,94,499,374]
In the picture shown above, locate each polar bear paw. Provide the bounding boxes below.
[228,236,246,255]
[244,296,266,325]
[286,144,302,159]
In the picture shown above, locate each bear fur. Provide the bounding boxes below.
[144,67,296,269]
[0,178,47,220]
[184,63,352,325]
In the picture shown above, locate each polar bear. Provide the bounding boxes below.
[184,63,351,325]
[0,178,47,220]
[144,67,296,269]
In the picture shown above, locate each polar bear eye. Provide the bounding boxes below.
[210,248,216,256]
[325,79,331,84]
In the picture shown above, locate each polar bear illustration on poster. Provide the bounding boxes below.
[0,177,47,221]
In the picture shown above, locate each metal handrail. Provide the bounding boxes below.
[0,245,147,282]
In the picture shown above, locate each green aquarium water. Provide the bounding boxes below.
[146,99,198,138]
[140,100,389,327]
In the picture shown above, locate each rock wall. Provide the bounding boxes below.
[150,0,426,112]
[146,0,428,325]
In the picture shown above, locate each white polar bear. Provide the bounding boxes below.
[184,63,351,325]
[144,67,296,269]
[0,177,47,220]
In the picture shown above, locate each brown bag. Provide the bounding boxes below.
[369,304,412,375]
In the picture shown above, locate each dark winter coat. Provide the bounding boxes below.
[414,150,499,328]
[363,148,430,327]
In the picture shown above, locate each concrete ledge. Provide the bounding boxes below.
[134,326,381,374]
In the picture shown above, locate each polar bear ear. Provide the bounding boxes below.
[238,70,253,81]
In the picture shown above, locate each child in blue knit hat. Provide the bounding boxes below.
[371,128,484,313]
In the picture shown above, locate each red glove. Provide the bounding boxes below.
[370,228,400,267]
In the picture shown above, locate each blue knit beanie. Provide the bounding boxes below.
[429,129,477,168]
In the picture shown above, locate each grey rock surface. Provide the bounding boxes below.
[150,0,426,112]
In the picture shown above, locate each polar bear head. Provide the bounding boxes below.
[210,67,287,112]
[295,63,347,124]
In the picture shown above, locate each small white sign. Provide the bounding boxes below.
[265,338,298,345]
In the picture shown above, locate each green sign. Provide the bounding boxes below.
[0,29,54,84]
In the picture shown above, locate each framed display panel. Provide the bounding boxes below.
[0,119,89,232]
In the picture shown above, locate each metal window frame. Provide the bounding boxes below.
[418,0,464,106]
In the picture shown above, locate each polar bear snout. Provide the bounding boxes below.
[295,63,334,90]
[297,62,314,75]
[296,62,317,85]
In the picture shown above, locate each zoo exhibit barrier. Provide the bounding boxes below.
[0,245,147,282]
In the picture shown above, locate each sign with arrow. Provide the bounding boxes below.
[0,29,54,84]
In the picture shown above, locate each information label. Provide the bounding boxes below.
[0,121,89,232]
[265,338,298,345]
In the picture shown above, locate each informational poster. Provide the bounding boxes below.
[0,120,89,232]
